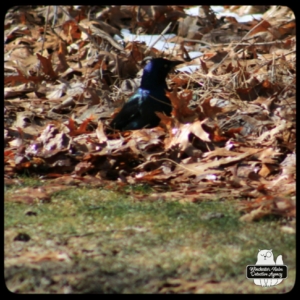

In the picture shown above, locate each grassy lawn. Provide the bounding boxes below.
[5,178,295,293]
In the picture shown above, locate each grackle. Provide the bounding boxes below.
[109,58,182,131]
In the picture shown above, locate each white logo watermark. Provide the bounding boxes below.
[246,249,287,287]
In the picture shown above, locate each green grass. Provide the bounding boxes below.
[4,178,296,293]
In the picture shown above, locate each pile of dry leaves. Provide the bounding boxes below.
[4,6,295,221]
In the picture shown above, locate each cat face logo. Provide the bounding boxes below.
[258,249,273,261]
[246,249,287,287]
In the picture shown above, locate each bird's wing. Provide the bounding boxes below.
[110,93,142,130]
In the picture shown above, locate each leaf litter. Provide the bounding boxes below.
[4,6,295,221]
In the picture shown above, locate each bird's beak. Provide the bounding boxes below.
[171,60,183,69]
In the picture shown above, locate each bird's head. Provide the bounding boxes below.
[141,58,182,89]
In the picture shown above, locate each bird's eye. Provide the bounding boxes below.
[164,64,168,68]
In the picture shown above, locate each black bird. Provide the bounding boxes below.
[109,58,182,131]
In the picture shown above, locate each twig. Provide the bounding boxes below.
[37,6,50,78]
[255,49,295,71]
[183,38,292,47]
[144,22,172,55]
[149,94,173,107]
[40,6,50,56]
[210,20,273,73]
